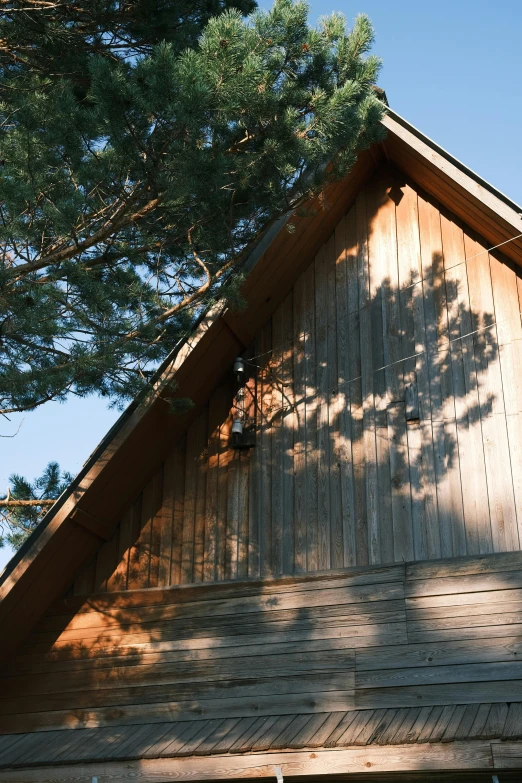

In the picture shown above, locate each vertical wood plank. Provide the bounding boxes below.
[354,182,370,576]
[405,416,441,561]
[303,260,318,572]
[396,182,424,411]
[407,419,428,561]
[135,477,155,588]
[259,320,273,577]
[217,382,233,582]
[394,180,419,564]
[247,335,261,578]
[436,211,466,556]
[432,419,466,558]
[416,192,445,555]
[147,469,164,588]
[225,435,240,580]
[387,403,414,562]
[293,271,307,573]
[356,189,370,311]
[336,209,357,568]
[192,408,209,583]
[226,366,245,580]
[373,170,401,564]
[363,176,384,564]
[327,223,342,569]
[378,172,402,408]
[106,508,133,592]
[375,409,393,564]
[271,304,284,576]
[236,370,253,579]
[418,191,448,422]
[126,496,143,590]
[420,419,441,560]
[237,448,250,579]
[281,291,295,575]
[157,458,174,588]
[315,242,331,571]
[169,437,186,586]
[181,418,199,582]
[203,390,222,583]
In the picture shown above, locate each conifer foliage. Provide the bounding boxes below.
[0,0,385,417]
[0,462,73,549]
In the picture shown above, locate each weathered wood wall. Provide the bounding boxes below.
[74,163,522,593]
[2,551,522,733]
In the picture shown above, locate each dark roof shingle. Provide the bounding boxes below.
[1,703,521,770]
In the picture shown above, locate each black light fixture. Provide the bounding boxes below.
[233,356,246,385]
[231,413,245,449]
[230,357,255,450]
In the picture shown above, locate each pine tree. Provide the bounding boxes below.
[0,0,386,418]
[0,462,73,549]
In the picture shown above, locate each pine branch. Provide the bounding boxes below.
[0,498,55,507]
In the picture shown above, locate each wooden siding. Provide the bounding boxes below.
[1,552,522,733]
[73,164,522,593]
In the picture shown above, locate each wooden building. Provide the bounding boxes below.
[1,107,522,781]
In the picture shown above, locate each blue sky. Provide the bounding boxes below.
[1,0,521,570]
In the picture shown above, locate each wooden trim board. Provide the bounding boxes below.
[0,741,507,782]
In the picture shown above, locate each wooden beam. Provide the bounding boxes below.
[70,508,112,541]
[0,741,497,782]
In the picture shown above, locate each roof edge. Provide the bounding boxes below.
[386,108,522,215]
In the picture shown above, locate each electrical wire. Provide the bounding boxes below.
[243,229,522,384]
[247,309,522,393]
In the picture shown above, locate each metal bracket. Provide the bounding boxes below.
[274,766,283,783]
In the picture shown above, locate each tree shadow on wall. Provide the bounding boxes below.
[245,184,521,573]
[3,172,522,761]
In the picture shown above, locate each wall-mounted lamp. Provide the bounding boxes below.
[230,357,256,450]
[231,415,244,444]
[233,356,246,385]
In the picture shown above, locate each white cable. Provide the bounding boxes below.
[247,228,522,365]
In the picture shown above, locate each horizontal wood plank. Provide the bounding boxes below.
[0,742,496,781]
[356,681,522,710]
[0,691,356,734]
[405,552,522,581]
[357,636,522,671]
[404,570,522,599]
[356,661,522,690]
